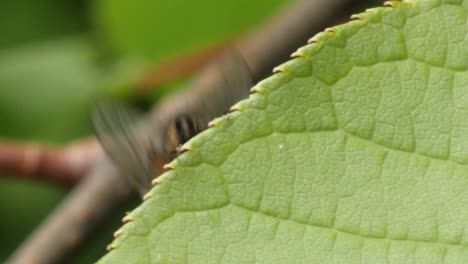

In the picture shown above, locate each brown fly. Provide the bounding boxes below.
[92,51,253,197]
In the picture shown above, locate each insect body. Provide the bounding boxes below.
[92,51,253,197]
[162,114,205,160]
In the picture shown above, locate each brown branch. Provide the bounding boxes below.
[238,0,353,80]
[0,138,100,186]
[135,39,235,91]
[7,154,131,264]
[8,0,358,263]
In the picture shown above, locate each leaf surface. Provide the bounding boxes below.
[100,0,468,263]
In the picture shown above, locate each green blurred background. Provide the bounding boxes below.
[0,0,288,262]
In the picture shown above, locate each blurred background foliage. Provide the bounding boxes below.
[0,0,289,262]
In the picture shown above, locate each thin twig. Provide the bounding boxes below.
[7,154,131,264]
[0,138,100,186]
[135,39,235,91]
[239,0,352,79]
[8,0,355,263]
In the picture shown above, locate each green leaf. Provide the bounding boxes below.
[100,0,468,262]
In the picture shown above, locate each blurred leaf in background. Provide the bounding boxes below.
[93,0,288,61]
[0,38,104,141]
[0,0,86,50]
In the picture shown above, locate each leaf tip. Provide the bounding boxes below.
[151,177,161,186]
[208,121,217,127]
[143,192,154,201]
[290,51,302,58]
[113,229,124,238]
[250,86,267,94]
[230,104,243,112]
[163,163,175,170]
[106,243,117,251]
[383,1,405,7]
[122,213,134,223]
[272,66,283,73]
[307,36,318,44]
[179,144,191,152]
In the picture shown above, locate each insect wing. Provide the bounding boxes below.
[91,101,154,196]
[201,50,253,122]
[149,50,254,157]
[177,51,253,150]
